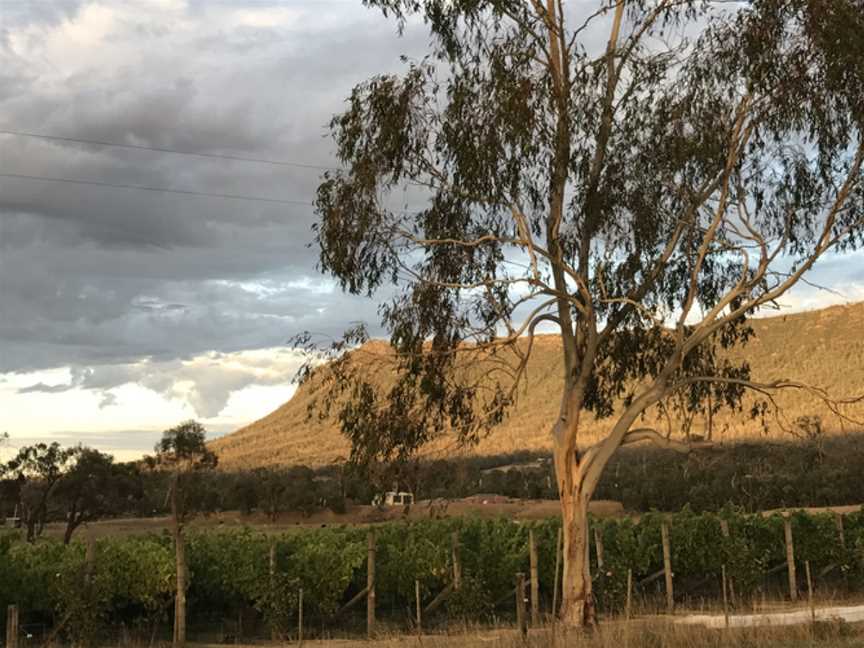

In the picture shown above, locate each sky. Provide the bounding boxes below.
[1,0,863,462]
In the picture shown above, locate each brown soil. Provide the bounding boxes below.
[43,498,624,539]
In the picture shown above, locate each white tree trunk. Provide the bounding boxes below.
[553,426,597,627]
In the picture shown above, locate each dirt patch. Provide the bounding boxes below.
[760,504,863,518]
[42,498,625,539]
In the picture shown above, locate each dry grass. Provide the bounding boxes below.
[188,617,864,647]
[211,302,864,470]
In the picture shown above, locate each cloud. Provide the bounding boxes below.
[17,382,74,394]
[98,391,117,409]
[17,346,310,419]
[1,0,861,448]
[0,0,428,376]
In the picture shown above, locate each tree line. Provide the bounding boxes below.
[3,423,864,548]
[0,423,346,544]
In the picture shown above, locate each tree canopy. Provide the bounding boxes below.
[151,420,218,526]
[310,0,864,465]
[309,0,864,624]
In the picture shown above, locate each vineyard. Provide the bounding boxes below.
[2,507,864,644]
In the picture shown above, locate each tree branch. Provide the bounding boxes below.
[619,428,714,453]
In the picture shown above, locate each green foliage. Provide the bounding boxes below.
[287,527,366,616]
[0,535,173,643]
[306,0,864,497]
[2,508,864,638]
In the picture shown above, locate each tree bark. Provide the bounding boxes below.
[553,432,596,627]
[63,506,83,545]
[63,520,77,545]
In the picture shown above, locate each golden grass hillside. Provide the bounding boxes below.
[210,302,864,469]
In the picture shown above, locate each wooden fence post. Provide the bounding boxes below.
[835,512,846,551]
[85,535,96,584]
[451,531,462,591]
[269,542,277,641]
[783,513,798,602]
[367,532,376,639]
[661,520,674,614]
[719,519,737,605]
[529,530,539,627]
[6,605,19,648]
[269,542,276,578]
[415,579,422,634]
[805,561,815,623]
[594,526,604,573]
[624,568,633,648]
[835,511,849,588]
[721,565,729,629]
[298,588,304,646]
[515,573,527,639]
[174,530,187,648]
[625,569,632,621]
[552,527,562,618]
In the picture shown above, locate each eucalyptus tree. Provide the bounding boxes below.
[150,421,217,647]
[54,448,143,544]
[3,442,77,542]
[308,0,864,626]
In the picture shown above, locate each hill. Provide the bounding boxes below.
[210,302,864,469]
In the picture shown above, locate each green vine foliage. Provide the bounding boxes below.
[0,535,174,644]
[1,508,863,639]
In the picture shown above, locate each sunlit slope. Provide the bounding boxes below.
[211,302,864,469]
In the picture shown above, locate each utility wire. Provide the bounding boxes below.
[0,129,342,171]
[0,172,316,206]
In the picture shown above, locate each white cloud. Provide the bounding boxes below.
[0,346,310,458]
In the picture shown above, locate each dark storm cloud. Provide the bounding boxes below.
[0,1,707,425]
[0,0,430,376]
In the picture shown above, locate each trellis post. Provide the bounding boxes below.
[529,529,539,627]
[451,531,462,591]
[783,513,798,602]
[594,526,604,573]
[5,605,18,648]
[719,519,737,605]
[415,579,422,634]
[515,572,527,639]
[552,527,562,618]
[298,588,304,646]
[366,532,376,639]
[661,520,674,614]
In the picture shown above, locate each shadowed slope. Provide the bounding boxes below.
[211,302,864,469]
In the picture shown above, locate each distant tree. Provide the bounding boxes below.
[54,448,143,544]
[230,471,259,515]
[150,421,217,648]
[282,466,319,517]
[255,468,289,522]
[0,432,22,520]
[3,442,77,542]
[306,0,864,626]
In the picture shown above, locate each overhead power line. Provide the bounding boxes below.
[0,129,341,171]
[0,172,316,206]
